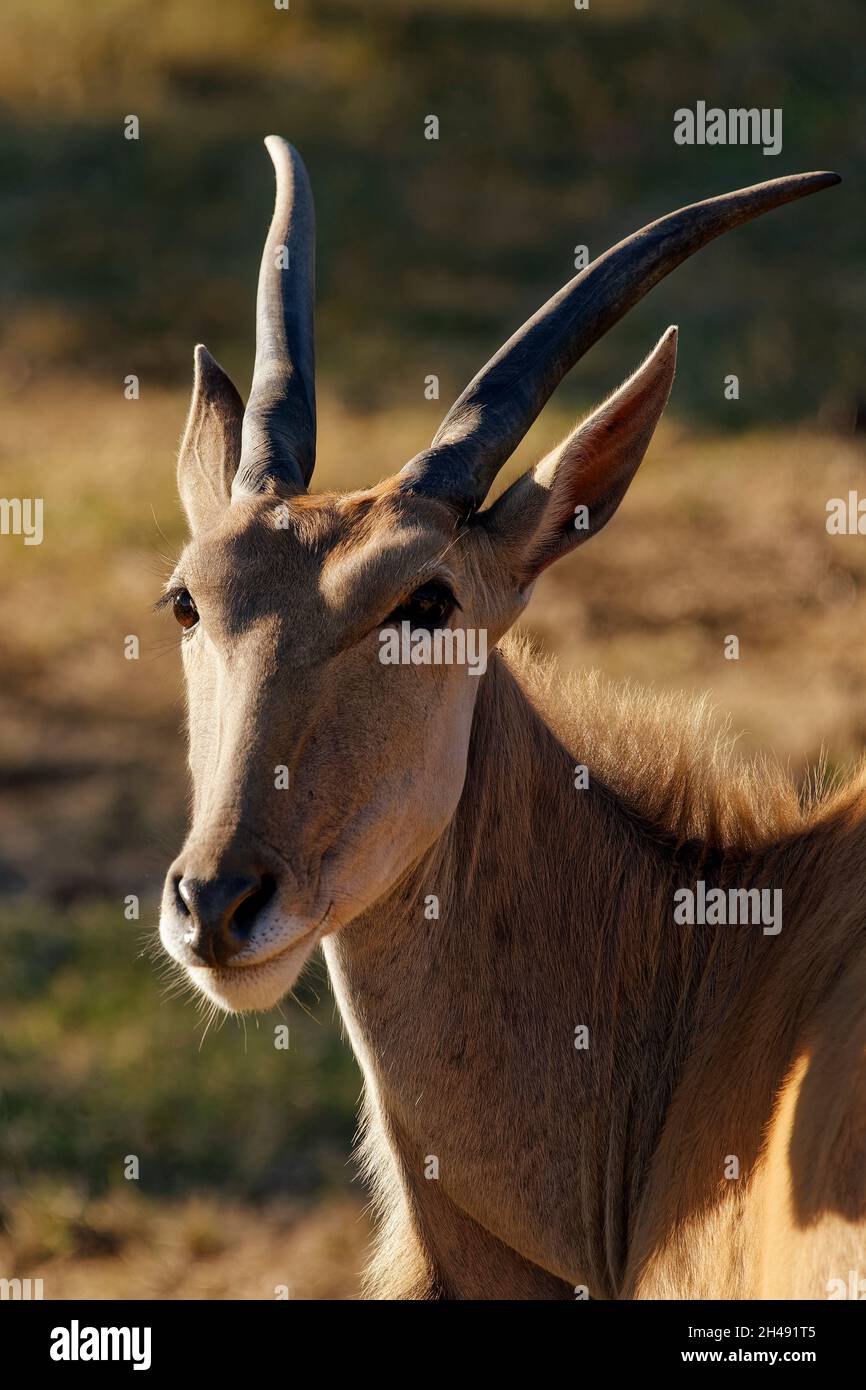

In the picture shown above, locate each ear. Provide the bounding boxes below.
[482,326,677,583]
[177,345,245,533]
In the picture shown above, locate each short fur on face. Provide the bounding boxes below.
[160,332,677,1010]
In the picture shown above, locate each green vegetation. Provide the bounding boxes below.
[0,900,358,1201]
[0,0,861,425]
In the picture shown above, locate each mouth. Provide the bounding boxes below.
[166,905,333,1013]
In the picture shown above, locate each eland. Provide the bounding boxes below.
[158,139,859,1299]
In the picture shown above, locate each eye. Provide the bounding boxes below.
[385,581,456,632]
[172,589,199,630]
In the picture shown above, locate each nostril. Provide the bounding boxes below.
[232,873,277,937]
[172,870,278,964]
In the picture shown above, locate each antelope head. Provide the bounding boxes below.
[158,137,837,1012]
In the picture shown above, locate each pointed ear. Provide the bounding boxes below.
[482,327,677,583]
[177,345,245,533]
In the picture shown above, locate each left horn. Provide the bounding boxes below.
[399,169,841,516]
[234,137,317,496]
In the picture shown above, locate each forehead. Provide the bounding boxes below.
[176,489,463,628]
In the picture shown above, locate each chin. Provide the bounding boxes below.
[188,939,317,1012]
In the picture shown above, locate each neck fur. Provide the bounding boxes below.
[325,646,865,1296]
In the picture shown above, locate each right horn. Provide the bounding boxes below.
[399,170,841,516]
[234,137,317,499]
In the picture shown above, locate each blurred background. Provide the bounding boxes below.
[0,0,863,1298]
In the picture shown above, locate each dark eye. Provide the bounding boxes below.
[385,581,456,632]
[172,589,199,630]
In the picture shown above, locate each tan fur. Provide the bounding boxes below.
[162,331,866,1300]
[328,638,866,1299]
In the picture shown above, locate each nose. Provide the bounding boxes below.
[175,872,277,966]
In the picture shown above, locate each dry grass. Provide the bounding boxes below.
[0,1186,369,1300]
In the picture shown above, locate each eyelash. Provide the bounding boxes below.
[155,586,199,632]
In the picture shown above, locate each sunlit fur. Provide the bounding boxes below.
[335,636,866,1299]
[164,331,866,1298]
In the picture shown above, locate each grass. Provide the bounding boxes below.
[0,0,861,423]
[0,1187,370,1299]
[0,898,368,1297]
[0,900,359,1201]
